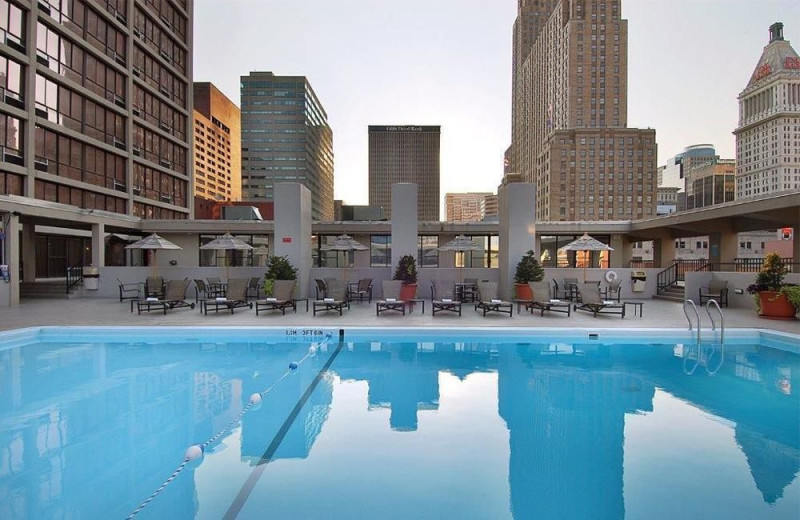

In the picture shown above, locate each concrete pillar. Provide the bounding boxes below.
[708,231,738,267]
[610,235,633,268]
[0,213,20,306]
[274,183,312,298]
[20,223,35,282]
[498,181,536,300]
[391,183,418,269]
[91,223,105,267]
[653,236,677,268]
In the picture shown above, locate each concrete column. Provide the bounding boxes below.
[610,234,633,268]
[390,183,418,269]
[274,182,312,297]
[0,213,20,306]
[653,236,677,268]
[708,231,738,267]
[498,181,536,300]
[91,223,105,267]
[20,223,35,282]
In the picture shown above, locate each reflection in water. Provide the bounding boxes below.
[0,337,797,519]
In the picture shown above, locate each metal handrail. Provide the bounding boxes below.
[657,263,678,293]
[683,299,701,344]
[66,266,83,293]
[705,299,725,344]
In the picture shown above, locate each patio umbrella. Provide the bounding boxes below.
[438,234,483,283]
[200,233,254,279]
[124,233,182,276]
[320,234,367,283]
[558,233,614,282]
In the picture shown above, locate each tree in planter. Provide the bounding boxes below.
[393,255,418,300]
[263,255,298,296]
[513,250,545,300]
[746,252,798,318]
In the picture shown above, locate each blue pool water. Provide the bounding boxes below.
[0,327,798,519]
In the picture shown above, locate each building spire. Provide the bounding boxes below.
[769,22,784,43]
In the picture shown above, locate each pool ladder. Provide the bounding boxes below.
[683,299,725,375]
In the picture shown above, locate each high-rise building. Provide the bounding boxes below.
[658,144,719,211]
[0,0,193,219]
[686,159,736,210]
[240,72,334,220]
[509,0,658,221]
[193,82,240,203]
[444,192,494,222]
[368,125,440,221]
[734,22,800,200]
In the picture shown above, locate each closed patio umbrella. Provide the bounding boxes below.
[200,233,254,279]
[124,233,182,276]
[320,234,367,283]
[438,234,483,283]
[558,233,614,282]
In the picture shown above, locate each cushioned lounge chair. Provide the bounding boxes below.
[117,278,139,302]
[137,279,195,314]
[313,280,349,316]
[255,280,297,315]
[475,281,513,317]
[526,281,571,317]
[574,282,625,318]
[376,280,406,316]
[145,276,164,298]
[246,276,262,300]
[203,278,253,315]
[432,280,461,316]
[698,279,729,307]
[601,278,622,302]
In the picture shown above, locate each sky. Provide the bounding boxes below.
[193,0,800,207]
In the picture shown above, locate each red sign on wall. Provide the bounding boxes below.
[282,237,292,243]
[785,57,800,70]
[753,63,773,81]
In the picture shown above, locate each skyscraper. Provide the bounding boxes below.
[509,0,657,221]
[0,0,193,219]
[734,22,800,200]
[193,82,241,202]
[445,192,495,222]
[240,72,334,220]
[368,125,440,221]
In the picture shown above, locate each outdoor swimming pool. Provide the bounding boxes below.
[0,326,798,519]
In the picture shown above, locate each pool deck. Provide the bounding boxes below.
[1,297,798,335]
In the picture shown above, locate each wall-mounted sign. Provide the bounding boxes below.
[753,63,773,81]
[785,57,800,70]
[282,237,291,243]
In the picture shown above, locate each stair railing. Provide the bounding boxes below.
[656,263,678,293]
[66,266,83,294]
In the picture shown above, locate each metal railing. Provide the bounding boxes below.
[656,263,678,293]
[705,299,725,344]
[66,266,83,293]
[683,299,701,344]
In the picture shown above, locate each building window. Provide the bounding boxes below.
[418,236,439,268]
[199,234,269,267]
[370,235,391,267]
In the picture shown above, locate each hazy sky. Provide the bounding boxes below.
[193,0,800,206]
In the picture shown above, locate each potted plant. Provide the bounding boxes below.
[746,252,798,319]
[513,249,545,300]
[393,254,418,301]
[263,255,298,296]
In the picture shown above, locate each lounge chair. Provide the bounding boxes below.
[698,279,729,307]
[526,281,571,317]
[313,280,349,316]
[117,278,140,302]
[193,278,221,303]
[348,278,373,303]
[432,280,461,316]
[563,277,580,300]
[475,281,513,317]
[203,278,253,315]
[137,279,195,314]
[552,278,570,300]
[145,276,164,298]
[574,282,625,318]
[314,278,327,299]
[246,276,261,300]
[376,280,406,316]
[255,280,297,315]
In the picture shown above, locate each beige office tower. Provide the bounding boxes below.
[445,192,496,222]
[0,0,194,219]
[734,22,800,200]
[193,83,241,202]
[369,126,440,221]
[510,0,657,221]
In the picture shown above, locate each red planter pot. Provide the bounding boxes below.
[515,283,533,300]
[758,291,798,320]
[400,283,418,301]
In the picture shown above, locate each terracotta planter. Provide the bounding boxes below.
[400,283,418,301]
[758,291,798,320]
[515,283,533,300]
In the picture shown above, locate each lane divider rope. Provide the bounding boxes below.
[126,333,333,519]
